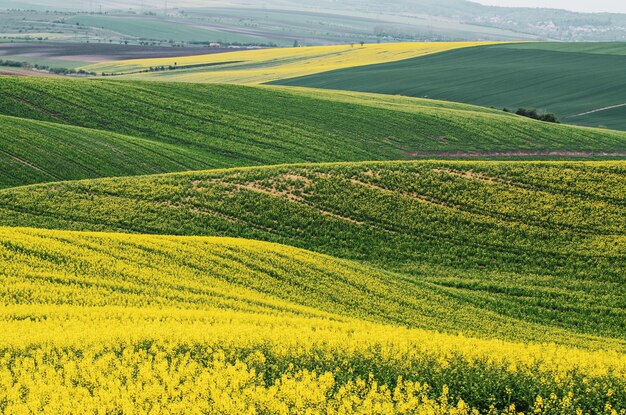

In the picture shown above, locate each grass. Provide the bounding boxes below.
[2,76,626,189]
[81,42,494,82]
[274,42,626,131]
[501,42,626,56]
[1,226,625,413]
[1,160,624,348]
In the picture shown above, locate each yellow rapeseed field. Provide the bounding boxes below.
[82,42,496,84]
[1,227,625,414]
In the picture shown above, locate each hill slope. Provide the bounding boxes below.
[2,226,602,345]
[2,160,624,346]
[275,42,626,131]
[8,0,626,41]
[0,114,218,189]
[2,76,626,188]
[2,227,625,413]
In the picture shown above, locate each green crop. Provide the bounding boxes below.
[275,42,626,131]
[2,160,624,348]
[2,76,626,188]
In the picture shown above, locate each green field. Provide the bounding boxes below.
[2,160,625,349]
[63,15,261,44]
[2,76,626,189]
[0,5,537,48]
[0,114,213,189]
[274,42,626,131]
[0,55,91,69]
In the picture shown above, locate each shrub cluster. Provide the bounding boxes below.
[503,107,560,123]
[0,59,96,75]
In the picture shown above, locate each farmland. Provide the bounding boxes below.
[3,76,626,188]
[275,42,626,131]
[2,160,625,345]
[81,42,491,82]
[0,114,213,188]
[5,0,626,43]
[1,160,626,413]
[1,16,626,412]
[0,42,234,68]
[0,4,538,49]
[1,227,625,413]
[63,15,263,45]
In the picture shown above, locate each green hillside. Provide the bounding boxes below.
[2,77,626,189]
[63,15,261,44]
[2,160,624,348]
[1,66,626,412]
[0,114,216,189]
[3,226,591,345]
[274,42,626,131]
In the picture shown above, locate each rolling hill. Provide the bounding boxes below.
[1,226,625,413]
[2,76,626,188]
[5,0,626,42]
[2,160,624,348]
[2,43,626,413]
[275,42,626,131]
[62,14,262,44]
[3,226,600,344]
[0,114,214,189]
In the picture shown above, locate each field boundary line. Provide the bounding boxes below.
[569,103,626,118]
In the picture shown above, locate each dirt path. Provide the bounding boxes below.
[569,103,626,118]
[406,150,626,158]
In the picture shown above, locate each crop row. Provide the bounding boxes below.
[2,77,626,189]
[80,42,488,82]
[0,228,625,414]
[1,161,623,344]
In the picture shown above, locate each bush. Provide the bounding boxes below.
[511,107,560,123]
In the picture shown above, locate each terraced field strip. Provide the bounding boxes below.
[81,41,496,83]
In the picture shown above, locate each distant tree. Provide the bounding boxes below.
[516,108,538,119]
[513,108,560,123]
[539,113,560,123]
[293,39,299,47]
[360,41,365,46]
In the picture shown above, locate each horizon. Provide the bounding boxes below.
[473,0,626,14]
